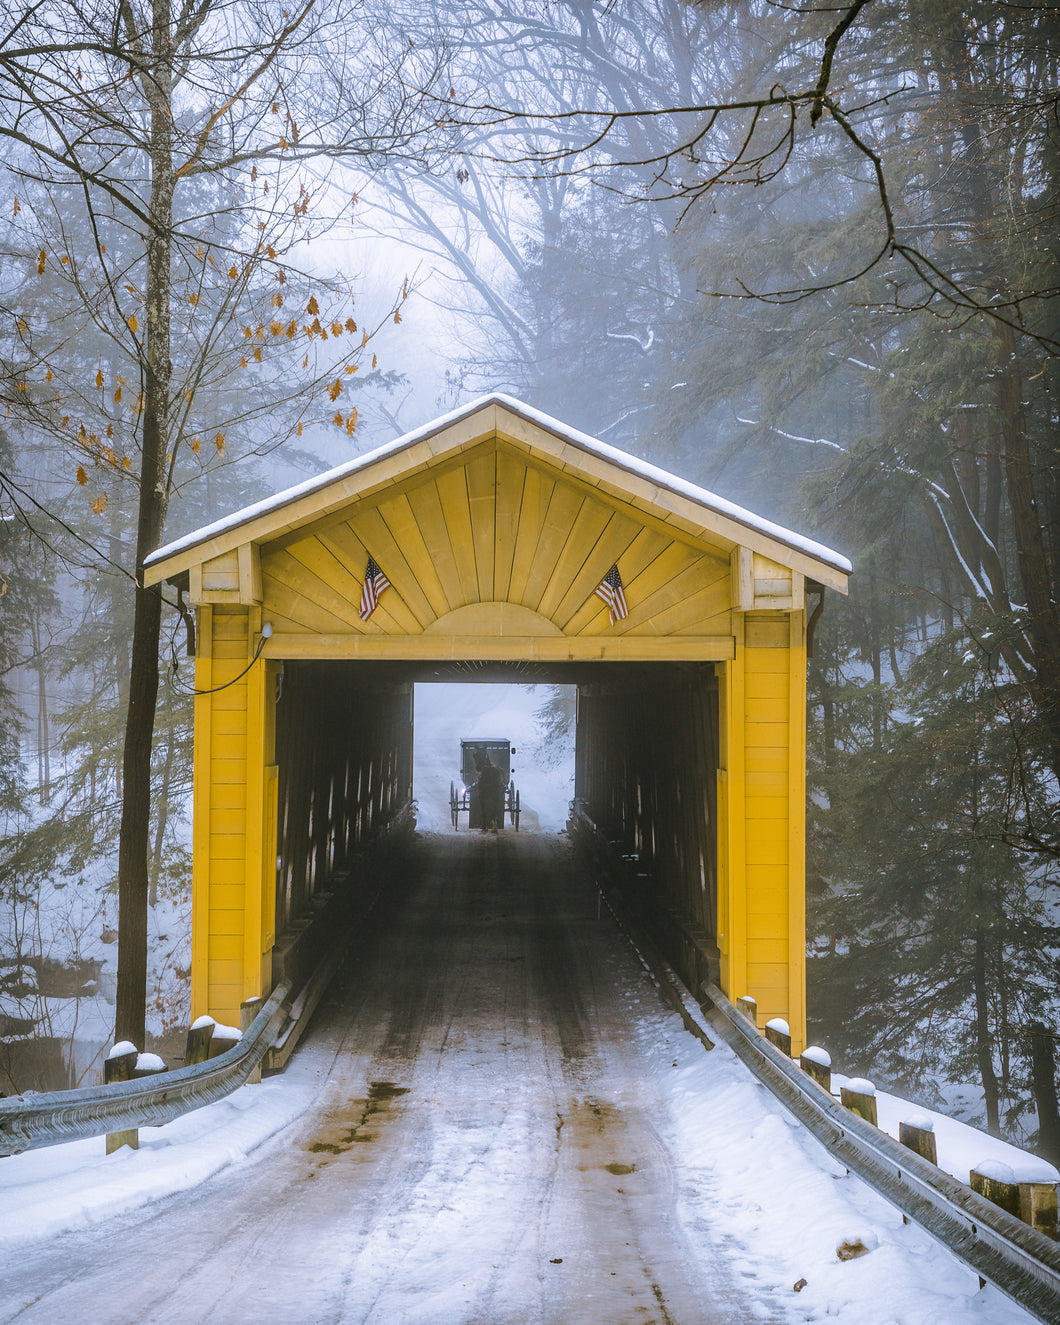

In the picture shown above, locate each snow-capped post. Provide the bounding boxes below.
[840,1078,878,1127]
[764,1017,791,1057]
[132,1052,167,1080]
[898,1113,938,1165]
[799,1045,831,1093]
[184,1015,217,1067]
[241,998,263,1085]
[736,995,757,1023]
[970,1162,1020,1220]
[104,1041,140,1154]
[208,1022,242,1059]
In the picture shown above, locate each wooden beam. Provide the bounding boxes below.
[263,633,735,662]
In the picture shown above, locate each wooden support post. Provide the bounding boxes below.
[899,1115,938,1165]
[736,995,757,1023]
[1017,1181,1058,1240]
[764,1017,792,1057]
[105,1043,139,1154]
[840,1078,878,1127]
[184,1016,216,1067]
[970,1165,1021,1219]
[241,997,263,1084]
[799,1046,831,1093]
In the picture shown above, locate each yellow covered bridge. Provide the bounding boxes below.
[144,395,850,1051]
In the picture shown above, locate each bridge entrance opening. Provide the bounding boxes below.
[412,682,575,834]
[271,658,719,996]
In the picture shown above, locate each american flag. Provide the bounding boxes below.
[359,555,391,620]
[594,563,629,624]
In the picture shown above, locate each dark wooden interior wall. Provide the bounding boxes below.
[273,662,413,938]
[575,664,719,945]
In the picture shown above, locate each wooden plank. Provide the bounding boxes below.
[561,525,667,635]
[745,617,790,649]
[435,465,479,605]
[578,541,701,637]
[268,545,363,629]
[535,491,614,621]
[465,447,496,603]
[191,610,213,1021]
[405,477,464,611]
[744,795,788,820]
[373,491,451,618]
[210,783,248,810]
[506,464,553,606]
[208,909,245,936]
[211,757,248,785]
[208,884,246,910]
[261,564,359,635]
[212,611,248,641]
[237,544,263,604]
[550,507,640,627]
[523,483,585,613]
[209,808,246,835]
[643,570,732,638]
[493,447,526,602]
[207,959,243,986]
[335,511,434,627]
[210,833,246,860]
[263,632,735,661]
[210,732,248,761]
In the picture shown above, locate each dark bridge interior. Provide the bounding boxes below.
[272,660,720,992]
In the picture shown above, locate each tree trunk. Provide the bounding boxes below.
[114,7,174,1049]
[994,321,1060,782]
[972,917,1001,1136]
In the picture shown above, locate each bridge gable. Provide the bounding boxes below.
[251,438,733,652]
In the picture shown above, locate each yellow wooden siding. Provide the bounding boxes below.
[251,440,734,643]
[738,619,804,1049]
[179,417,824,1043]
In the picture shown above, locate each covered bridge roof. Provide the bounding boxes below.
[144,394,851,594]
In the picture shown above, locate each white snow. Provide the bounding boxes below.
[134,1053,167,1072]
[0,971,1039,1321]
[802,1044,831,1067]
[974,1160,1017,1185]
[846,1076,877,1096]
[766,1016,790,1034]
[107,1040,137,1059]
[840,1074,1060,1187]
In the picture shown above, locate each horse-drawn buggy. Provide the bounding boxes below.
[450,738,521,831]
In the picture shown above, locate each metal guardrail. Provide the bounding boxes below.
[570,807,1060,1325]
[0,978,292,1158]
[0,802,418,1160]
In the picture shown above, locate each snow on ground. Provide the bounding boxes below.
[411,682,575,833]
[1,958,1037,1322]
[626,996,1037,1324]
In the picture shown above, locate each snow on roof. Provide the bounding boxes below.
[145,393,852,576]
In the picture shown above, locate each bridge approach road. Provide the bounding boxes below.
[4,832,790,1324]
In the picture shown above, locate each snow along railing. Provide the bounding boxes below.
[0,978,291,1158]
[568,806,1060,1325]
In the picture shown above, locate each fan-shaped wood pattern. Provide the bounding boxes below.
[259,440,732,640]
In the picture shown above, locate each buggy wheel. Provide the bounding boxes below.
[450,781,460,830]
[511,786,520,831]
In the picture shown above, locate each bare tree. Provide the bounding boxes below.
[0,0,448,1047]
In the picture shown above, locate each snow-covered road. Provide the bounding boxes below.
[1,830,1033,1324]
